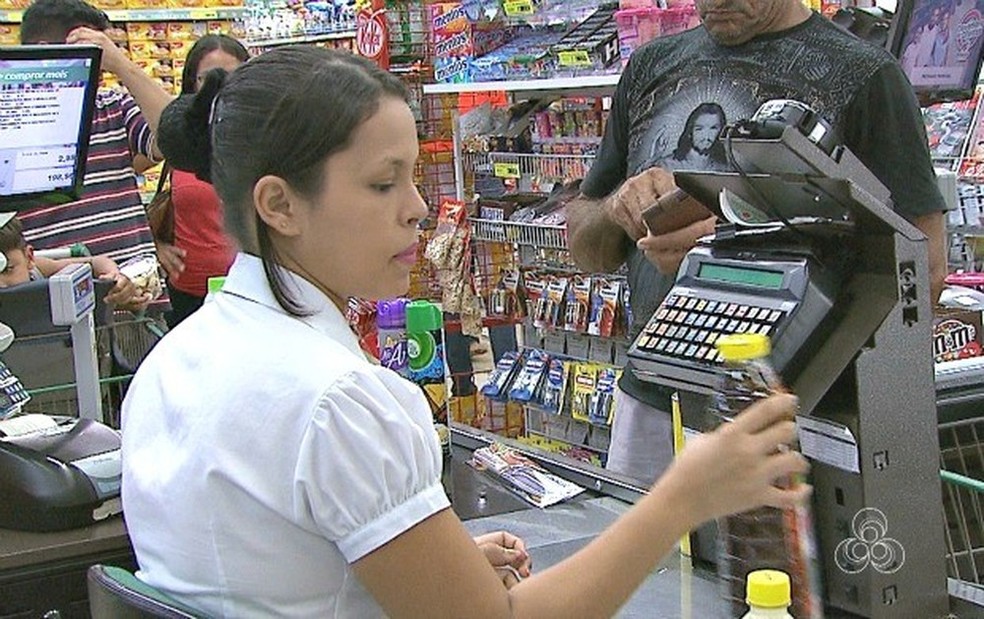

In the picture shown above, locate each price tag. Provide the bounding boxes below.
[3,10,23,22]
[493,162,521,179]
[188,8,218,19]
[503,0,535,17]
[558,50,592,67]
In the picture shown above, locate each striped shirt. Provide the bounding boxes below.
[17,88,158,264]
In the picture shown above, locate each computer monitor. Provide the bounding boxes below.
[888,0,984,103]
[0,44,102,210]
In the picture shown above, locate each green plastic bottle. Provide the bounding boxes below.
[405,301,448,425]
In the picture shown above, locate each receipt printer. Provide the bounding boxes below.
[0,414,122,531]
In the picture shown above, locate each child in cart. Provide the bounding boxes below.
[0,212,151,311]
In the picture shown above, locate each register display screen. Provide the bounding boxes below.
[0,45,101,209]
[893,0,984,100]
[698,263,785,289]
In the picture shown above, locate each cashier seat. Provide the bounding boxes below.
[87,564,201,618]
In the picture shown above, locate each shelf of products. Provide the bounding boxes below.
[468,151,594,182]
[423,73,620,96]
[470,218,567,250]
[244,29,354,47]
[0,7,248,22]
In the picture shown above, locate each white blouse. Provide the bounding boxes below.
[121,253,449,617]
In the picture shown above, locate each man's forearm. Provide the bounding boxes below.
[911,210,947,306]
[566,194,631,273]
[113,61,174,146]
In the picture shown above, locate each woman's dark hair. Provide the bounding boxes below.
[673,102,727,163]
[180,34,250,96]
[157,47,410,315]
[20,0,109,44]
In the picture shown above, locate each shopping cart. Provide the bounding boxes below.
[939,412,984,610]
[16,309,166,427]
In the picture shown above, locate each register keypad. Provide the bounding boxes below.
[635,294,786,363]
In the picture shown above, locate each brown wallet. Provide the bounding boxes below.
[641,188,714,235]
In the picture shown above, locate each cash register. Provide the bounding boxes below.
[628,101,950,618]
[0,43,123,533]
[0,265,123,532]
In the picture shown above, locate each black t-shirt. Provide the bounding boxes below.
[581,13,946,409]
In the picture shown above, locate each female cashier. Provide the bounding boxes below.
[120,47,809,617]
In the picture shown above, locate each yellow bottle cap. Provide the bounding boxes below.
[746,569,791,609]
[715,333,771,361]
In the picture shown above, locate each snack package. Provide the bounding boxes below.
[118,255,164,301]
[508,349,549,402]
[480,351,522,400]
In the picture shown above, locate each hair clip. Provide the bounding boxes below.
[208,96,220,127]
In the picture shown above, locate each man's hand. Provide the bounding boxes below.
[474,531,532,589]
[606,167,678,241]
[155,241,186,279]
[66,27,130,77]
[637,215,717,274]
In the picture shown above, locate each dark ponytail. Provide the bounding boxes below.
[157,68,227,182]
[156,46,410,316]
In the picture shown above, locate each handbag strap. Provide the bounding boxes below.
[155,162,171,194]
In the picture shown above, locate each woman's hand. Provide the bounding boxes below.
[661,393,810,527]
[154,241,186,279]
[474,531,532,589]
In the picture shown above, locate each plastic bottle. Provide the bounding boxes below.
[405,300,448,425]
[710,333,822,619]
[376,298,410,379]
[741,570,795,619]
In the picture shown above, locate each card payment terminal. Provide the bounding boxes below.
[629,225,850,395]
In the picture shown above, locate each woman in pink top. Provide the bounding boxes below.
[157,34,249,327]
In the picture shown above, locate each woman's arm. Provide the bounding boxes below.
[354,394,805,618]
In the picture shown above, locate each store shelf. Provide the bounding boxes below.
[469,151,595,183]
[950,225,984,236]
[422,73,620,97]
[245,29,355,47]
[470,218,568,250]
[0,7,249,22]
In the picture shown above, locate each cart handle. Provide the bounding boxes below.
[941,469,984,493]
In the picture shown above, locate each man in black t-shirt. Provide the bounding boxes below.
[567,0,948,484]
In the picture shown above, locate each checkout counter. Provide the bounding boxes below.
[0,116,979,618]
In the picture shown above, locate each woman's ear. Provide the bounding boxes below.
[253,175,303,237]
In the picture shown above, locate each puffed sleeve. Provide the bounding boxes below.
[291,366,450,562]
